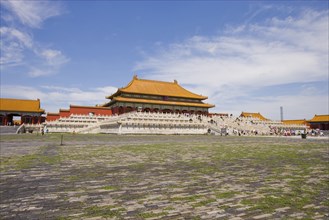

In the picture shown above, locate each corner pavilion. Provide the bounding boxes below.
[103,76,215,115]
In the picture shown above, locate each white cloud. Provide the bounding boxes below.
[94,86,120,95]
[1,85,118,113]
[0,27,33,66]
[0,85,46,100]
[28,68,52,77]
[252,9,328,53]
[39,49,70,66]
[27,50,70,77]
[40,86,82,93]
[1,1,62,28]
[0,1,68,76]
[0,27,33,48]
[135,8,328,120]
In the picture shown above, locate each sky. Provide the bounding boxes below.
[1,0,328,120]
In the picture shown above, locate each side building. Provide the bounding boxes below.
[282,119,309,127]
[307,115,329,130]
[0,98,45,125]
[240,112,269,121]
[103,76,215,115]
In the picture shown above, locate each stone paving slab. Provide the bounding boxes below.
[0,134,328,219]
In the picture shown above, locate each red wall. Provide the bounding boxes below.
[47,113,60,121]
[70,105,112,115]
[59,109,70,118]
[46,106,113,121]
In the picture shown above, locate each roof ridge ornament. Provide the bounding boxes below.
[133,75,138,80]
[174,79,178,84]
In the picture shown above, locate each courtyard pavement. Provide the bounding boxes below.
[0,134,328,219]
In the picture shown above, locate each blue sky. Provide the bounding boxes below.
[1,1,328,120]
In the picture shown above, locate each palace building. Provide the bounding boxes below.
[0,98,45,125]
[307,114,329,130]
[282,119,309,127]
[103,76,215,115]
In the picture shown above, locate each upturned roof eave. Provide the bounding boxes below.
[106,76,208,100]
[307,114,329,123]
[107,90,208,100]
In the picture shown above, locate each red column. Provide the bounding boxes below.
[4,115,8,126]
[112,107,118,115]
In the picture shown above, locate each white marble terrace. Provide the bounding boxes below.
[24,111,309,135]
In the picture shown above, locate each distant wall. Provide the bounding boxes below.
[70,106,112,115]
[59,109,70,118]
[46,105,112,121]
[46,113,60,121]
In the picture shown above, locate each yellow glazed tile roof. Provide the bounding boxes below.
[112,97,215,108]
[282,119,308,125]
[308,115,329,122]
[0,98,44,113]
[240,112,268,121]
[107,76,208,100]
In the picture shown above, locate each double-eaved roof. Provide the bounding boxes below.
[107,76,208,100]
[0,98,44,113]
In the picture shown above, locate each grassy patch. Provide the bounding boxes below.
[218,204,230,210]
[137,211,168,219]
[170,195,201,202]
[322,199,329,207]
[101,185,119,191]
[54,216,72,220]
[84,205,125,218]
[63,171,105,182]
[192,198,216,207]
[241,194,312,213]
[1,148,61,170]
[14,154,40,170]
[215,191,238,199]
[163,206,175,210]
